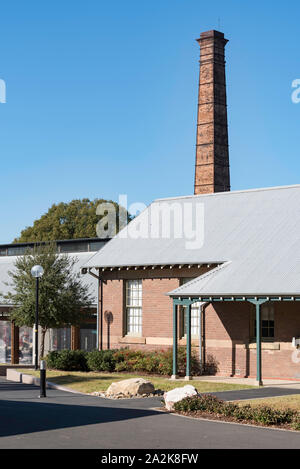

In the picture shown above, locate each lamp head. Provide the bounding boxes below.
[31,265,44,278]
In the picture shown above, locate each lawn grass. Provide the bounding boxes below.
[18,369,254,394]
[237,394,300,411]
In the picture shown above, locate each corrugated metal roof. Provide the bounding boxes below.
[0,252,97,306]
[84,184,300,296]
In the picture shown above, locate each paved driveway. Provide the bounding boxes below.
[0,377,300,449]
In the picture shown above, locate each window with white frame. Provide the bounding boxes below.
[180,278,201,337]
[125,280,142,335]
[182,302,202,337]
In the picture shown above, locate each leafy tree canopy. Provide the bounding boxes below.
[14,198,130,243]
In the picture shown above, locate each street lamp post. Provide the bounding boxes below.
[31,265,44,370]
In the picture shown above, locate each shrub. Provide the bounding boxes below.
[251,406,295,426]
[46,349,88,371]
[45,350,60,369]
[173,394,298,429]
[112,347,200,376]
[154,349,174,376]
[174,394,224,413]
[232,404,254,421]
[140,354,161,373]
[46,346,201,376]
[87,349,117,372]
[155,347,200,376]
[113,349,146,372]
[114,349,145,363]
[221,402,239,417]
[291,414,300,430]
[114,361,128,372]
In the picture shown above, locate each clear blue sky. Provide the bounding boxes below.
[0,0,299,243]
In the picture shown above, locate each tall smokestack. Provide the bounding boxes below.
[194,30,230,194]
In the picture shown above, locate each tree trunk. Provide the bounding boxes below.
[40,328,47,359]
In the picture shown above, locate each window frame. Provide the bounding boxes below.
[251,304,275,342]
[180,302,202,338]
[125,279,143,336]
[179,277,201,338]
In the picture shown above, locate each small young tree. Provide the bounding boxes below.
[2,243,92,358]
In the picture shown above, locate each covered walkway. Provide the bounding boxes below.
[169,295,300,385]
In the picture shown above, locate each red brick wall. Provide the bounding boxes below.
[143,278,178,339]
[102,278,124,349]
[204,302,300,379]
[203,302,250,377]
[101,275,180,350]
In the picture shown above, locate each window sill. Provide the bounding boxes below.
[119,336,146,345]
[179,337,200,346]
[245,342,280,350]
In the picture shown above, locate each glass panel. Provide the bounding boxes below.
[183,303,201,337]
[191,302,201,336]
[80,324,97,351]
[19,326,33,364]
[7,246,28,256]
[89,241,106,251]
[0,321,11,363]
[50,327,71,351]
[127,307,142,334]
[60,242,88,253]
[262,305,274,321]
[254,316,275,339]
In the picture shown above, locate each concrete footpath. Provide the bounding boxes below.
[1,377,300,449]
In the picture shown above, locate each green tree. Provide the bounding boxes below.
[1,243,92,358]
[14,198,131,243]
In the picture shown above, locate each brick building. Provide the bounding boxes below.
[81,30,300,384]
[83,185,300,384]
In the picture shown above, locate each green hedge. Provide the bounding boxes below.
[46,350,89,372]
[45,346,200,376]
[87,350,116,372]
[173,394,300,429]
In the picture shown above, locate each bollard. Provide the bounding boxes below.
[39,359,46,398]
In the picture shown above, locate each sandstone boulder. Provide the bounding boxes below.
[106,378,155,398]
[164,385,198,411]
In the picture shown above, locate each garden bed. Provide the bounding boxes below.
[44,347,202,376]
[173,410,295,431]
[171,394,300,431]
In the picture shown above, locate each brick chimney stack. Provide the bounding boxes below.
[194,30,230,194]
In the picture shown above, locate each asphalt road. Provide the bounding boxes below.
[0,377,300,449]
